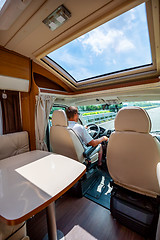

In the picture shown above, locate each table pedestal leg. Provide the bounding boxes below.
[44,202,65,240]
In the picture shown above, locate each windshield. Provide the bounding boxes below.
[78,102,160,133]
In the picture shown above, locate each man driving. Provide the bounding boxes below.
[65,106,108,166]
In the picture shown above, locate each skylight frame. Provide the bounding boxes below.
[40,0,158,89]
[42,55,156,88]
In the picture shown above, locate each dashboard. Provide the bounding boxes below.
[87,124,160,143]
[88,124,114,138]
[99,127,114,138]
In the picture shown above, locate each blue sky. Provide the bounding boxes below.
[48,3,152,82]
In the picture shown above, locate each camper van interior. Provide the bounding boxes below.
[0,0,160,239]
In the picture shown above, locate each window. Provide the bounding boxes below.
[0,0,7,11]
[47,3,152,83]
[49,105,66,126]
[78,102,160,133]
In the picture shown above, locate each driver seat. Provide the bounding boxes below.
[50,110,99,165]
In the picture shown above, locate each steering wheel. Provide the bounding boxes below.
[86,123,100,139]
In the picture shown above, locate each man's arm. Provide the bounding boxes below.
[88,136,108,147]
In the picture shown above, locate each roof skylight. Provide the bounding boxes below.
[47,3,152,82]
[0,0,6,11]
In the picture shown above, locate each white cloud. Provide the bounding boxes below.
[115,38,135,53]
[126,9,136,24]
[122,9,137,31]
[70,66,93,80]
[80,26,135,55]
[77,35,85,42]
[130,9,136,20]
[113,59,117,64]
[49,49,84,67]
[50,47,94,80]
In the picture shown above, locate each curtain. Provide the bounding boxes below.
[35,94,56,150]
[0,91,22,134]
[0,101,3,135]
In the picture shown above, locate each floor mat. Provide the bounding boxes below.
[84,169,112,209]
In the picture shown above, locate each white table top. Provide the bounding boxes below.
[0,150,86,225]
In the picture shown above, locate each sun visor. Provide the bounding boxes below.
[0,75,29,92]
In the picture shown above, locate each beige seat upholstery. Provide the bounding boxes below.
[107,106,160,198]
[156,163,160,240]
[0,221,28,240]
[0,131,30,240]
[0,131,29,160]
[50,110,98,164]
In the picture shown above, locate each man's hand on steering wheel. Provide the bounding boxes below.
[86,123,100,139]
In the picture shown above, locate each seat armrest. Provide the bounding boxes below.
[83,144,100,159]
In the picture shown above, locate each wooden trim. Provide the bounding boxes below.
[20,91,37,150]
[32,61,73,92]
[40,88,72,95]
[76,77,160,94]
[20,62,38,150]
[151,0,160,72]
[40,77,160,96]
[0,46,29,60]
[0,48,30,81]
[0,168,86,226]
[33,73,67,92]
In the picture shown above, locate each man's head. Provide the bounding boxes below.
[65,106,79,122]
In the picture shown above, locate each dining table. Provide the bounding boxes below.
[0,150,86,240]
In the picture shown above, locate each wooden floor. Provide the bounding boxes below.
[27,193,146,240]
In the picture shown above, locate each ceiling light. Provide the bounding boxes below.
[43,5,71,31]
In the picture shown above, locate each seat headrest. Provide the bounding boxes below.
[52,110,68,127]
[115,107,151,133]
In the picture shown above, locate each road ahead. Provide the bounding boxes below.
[100,107,160,132]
